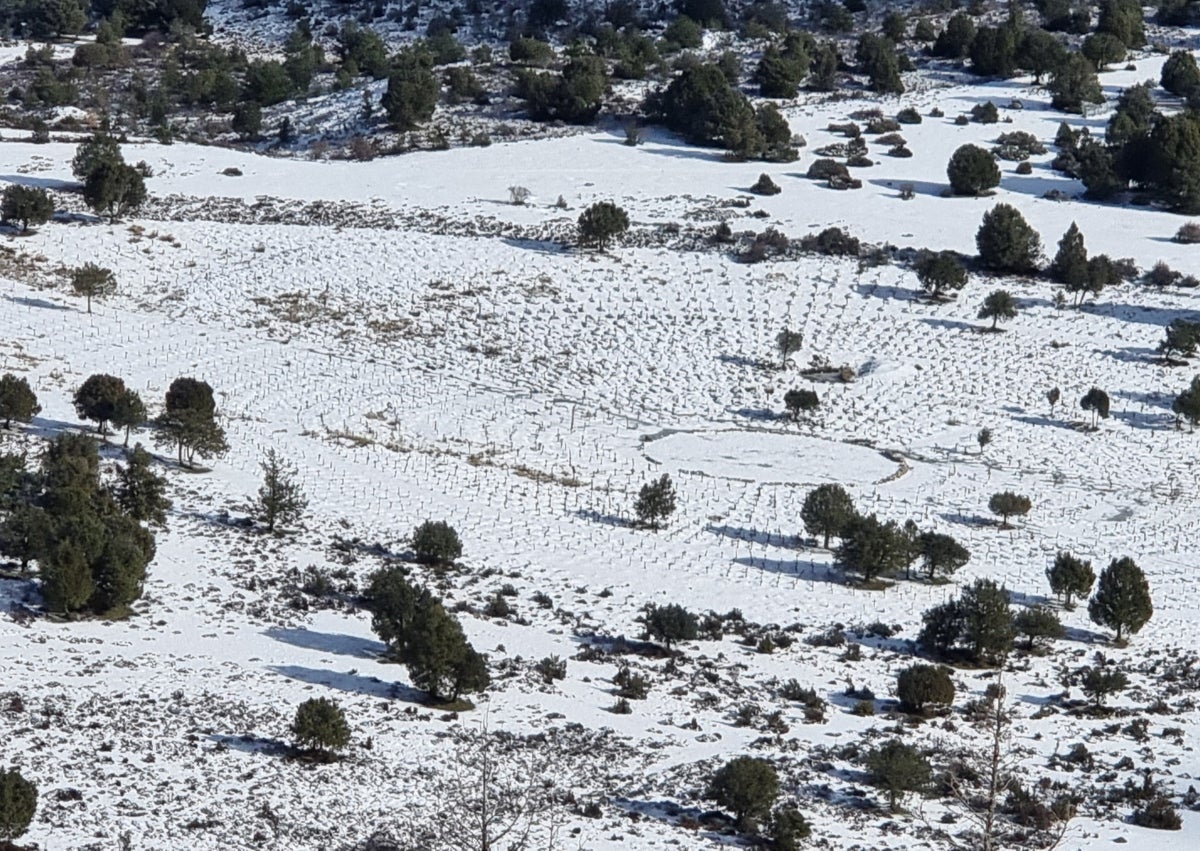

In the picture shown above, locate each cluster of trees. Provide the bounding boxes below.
[706,756,810,846]
[0,0,206,39]
[364,563,489,704]
[73,133,146,223]
[73,373,145,442]
[800,483,971,585]
[0,432,167,615]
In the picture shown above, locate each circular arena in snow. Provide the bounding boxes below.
[643,430,902,485]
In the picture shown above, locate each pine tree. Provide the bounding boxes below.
[634,474,677,529]
[1080,386,1110,427]
[70,263,118,314]
[0,185,54,233]
[1161,50,1200,98]
[783,388,819,420]
[978,290,1018,331]
[976,204,1041,273]
[988,491,1031,527]
[88,512,155,612]
[776,328,804,369]
[918,531,970,580]
[800,483,857,548]
[707,756,779,832]
[1048,54,1104,113]
[1173,375,1200,430]
[110,388,147,447]
[73,373,125,435]
[72,132,122,181]
[947,144,1001,195]
[1046,551,1095,608]
[255,449,307,533]
[411,519,462,564]
[1014,605,1065,649]
[896,663,955,714]
[291,697,351,756]
[577,201,630,250]
[153,377,229,468]
[1050,223,1090,303]
[365,566,432,654]
[915,251,968,299]
[0,373,40,429]
[1088,556,1153,641]
[960,578,1015,665]
[114,444,171,527]
[402,602,489,702]
[0,766,37,840]
[642,603,699,648]
[834,513,910,583]
[865,740,931,811]
[82,159,146,223]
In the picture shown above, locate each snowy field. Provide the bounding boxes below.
[2,49,1200,850]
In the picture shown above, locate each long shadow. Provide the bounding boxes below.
[920,317,979,332]
[500,236,566,255]
[573,508,632,529]
[937,510,994,528]
[1001,173,1081,198]
[265,626,386,659]
[1095,346,1160,365]
[729,406,782,421]
[267,664,427,704]
[867,177,946,197]
[732,555,843,584]
[717,352,772,370]
[855,281,918,301]
[609,797,733,839]
[707,524,795,548]
[208,733,289,756]
[0,174,76,191]
[1013,414,1081,431]
[7,295,70,312]
[1110,409,1174,431]
[1082,302,1198,328]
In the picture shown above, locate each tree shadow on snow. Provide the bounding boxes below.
[867,177,945,197]
[500,236,567,255]
[0,174,77,191]
[573,508,633,529]
[1110,409,1175,431]
[6,295,71,312]
[609,797,734,841]
[267,663,427,704]
[937,510,994,528]
[208,733,289,757]
[265,626,387,659]
[717,352,773,371]
[732,555,844,585]
[920,317,979,332]
[706,524,795,548]
[1013,414,1080,431]
[729,406,783,422]
[1082,302,1198,327]
[855,281,919,301]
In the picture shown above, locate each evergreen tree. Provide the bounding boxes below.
[114,444,171,527]
[1082,33,1126,70]
[1088,556,1153,641]
[88,511,155,612]
[0,185,53,233]
[1017,27,1067,82]
[800,482,856,548]
[0,503,44,572]
[978,290,1018,331]
[933,13,976,59]
[290,697,350,755]
[634,473,677,529]
[1080,386,1110,427]
[896,663,955,714]
[988,491,1031,526]
[1173,375,1200,430]
[1097,0,1145,48]
[947,144,1001,196]
[0,766,37,840]
[1080,665,1128,707]
[642,603,699,647]
[73,373,125,435]
[756,47,806,98]
[402,602,490,702]
[255,449,307,533]
[707,756,779,832]
[0,373,40,429]
[382,50,439,129]
[365,566,431,654]
[976,204,1041,273]
[1050,223,1090,303]
[865,739,930,811]
[960,578,1015,664]
[153,377,229,468]
[918,531,970,580]
[915,251,967,298]
[1046,551,1095,608]
[808,43,839,91]
[70,263,118,314]
[83,160,146,223]
[577,201,629,250]
[1048,54,1104,113]
[776,328,804,369]
[1159,319,1200,360]
[1014,605,1064,649]
[970,26,1018,77]
[72,132,122,181]
[1161,50,1200,98]
[1147,111,1200,214]
[656,63,760,152]
[783,388,819,421]
[110,388,147,447]
[834,513,909,583]
[411,519,462,565]
[40,537,95,614]
[231,101,262,138]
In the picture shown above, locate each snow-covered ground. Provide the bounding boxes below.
[1,50,1200,850]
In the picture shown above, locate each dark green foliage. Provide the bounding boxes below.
[1147,111,1200,214]
[808,43,839,91]
[509,36,556,66]
[934,13,976,59]
[1081,33,1126,69]
[976,204,1041,274]
[1080,665,1128,706]
[1097,0,1145,48]
[655,64,762,154]
[1173,375,1200,429]
[882,11,907,42]
[783,388,819,420]
[519,55,607,124]
[896,663,955,713]
[1161,50,1200,98]
[88,511,155,612]
[41,536,95,614]
[750,173,781,195]
[970,26,1018,78]
[1017,28,1067,82]
[113,444,171,527]
[83,159,146,223]
[680,0,729,28]
[989,491,1031,525]
[73,373,125,434]
[1080,386,1110,426]
[756,46,807,98]
[0,373,40,429]
[1132,797,1182,830]
[0,766,37,840]
[864,739,930,811]
[291,697,350,754]
[412,520,462,565]
[1076,138,1125,199]
[94,0,208,35]
[661,16,703,50]
[243,60,294,106]
[577,201,629,250]
[855,34,904,94]
[337,22,390,78]
[707,756,779,832]
[1,185,53,233]
[402,601,490,701]
[111,389,147,447]
[70,264,117,314]
[915,251,967,298]
[947,144,1000,195]
[72,133,122,181]
[918,531,969,579]
[635,473,677,529]
[776,327,804,368]
[231,102,262,138]
[1048,54,1103,113]
[770,803,812,850]
[978,289,1018,331]
[365,566,431,653]
[1014,605,1064,649]
[383,51,439,130]
[642,602,699,647]
[256,449,307,533]
[971,101,1000,124]
[800,482,856,548]
[919,579,1015,664]
[152,377,229,468]
[834,513,909,583]
[913,18,937,42]
[1046,551,1095,608]
[1050,222,1087,287]
[1088,556,1152,641]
